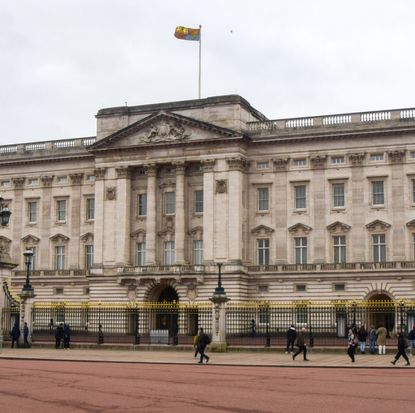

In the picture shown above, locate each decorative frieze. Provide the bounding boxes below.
[310,154,327,169]
[69,173,84,185]
[12,177,25,188]
[388,150,406,163]
[116,166,131,179]
[94,168,107,180]
[201,159,216,172]
[106,186,117,200]
[227,157,249,172]
[273,157,290,171]
[215,179,227,194]
[348,152,366,166]
[40,175,54,187]
[21,234,40,246]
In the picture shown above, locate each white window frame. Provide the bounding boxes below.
[85,245,94,270]
[333,235,346,263]
[295,237,307,264]
[164,192,176,215]
[293,158,307,167]
[28,247,36,271]
[86,197,95,221]
[257,239,270,265]
[332,183,345,208]
[372,234,386,262]
[136,242,146,266]
[370,153,384,161]
[164,241,175,265]
[257,161,270,170]
[371,181,385,206]
[28,201,38,224]
[55,245,65,270]
[193,240,203,265]
[331,156,345,165]
[257,187,269,211]
[56,199,67,222]
[294,185,307,210]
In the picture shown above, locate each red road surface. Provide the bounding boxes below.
[0,359,414,413]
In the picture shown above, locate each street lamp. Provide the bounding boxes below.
[23,250,34,292]
[0,193,11,226]
[214,262,226,295]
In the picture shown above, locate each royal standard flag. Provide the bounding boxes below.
[174,26,200,41]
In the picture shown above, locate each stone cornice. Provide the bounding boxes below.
[174,162,186,175]
[288,223,312,235]
[251,225,274,235]
[145,164,157,177]
[365,219,391,231]
[326,221,351,233]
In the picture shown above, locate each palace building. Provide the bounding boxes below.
[1,94,415,313]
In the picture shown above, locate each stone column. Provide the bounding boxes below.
[202,160,216,264]
[174,162,186,264]
[93,168,106,269]
[19,289,36,346]
[69,173,83,269]
[11,177,25,264]
[210,282,229,352]
[145,165,157,265]
[115,167,132,266]
[40,176,54,270]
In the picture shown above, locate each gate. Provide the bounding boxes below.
[1,282,20,343]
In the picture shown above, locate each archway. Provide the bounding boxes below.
[366,293,395,333]
[153,285,179,335]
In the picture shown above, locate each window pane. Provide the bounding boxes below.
[165,192,176,214]
[28,202,37,223]
[55,246,65,270]
[333,236,346,263]
[332,183,345,207]
[194,190,203,213]
[193,240,203,265]
[138,194,147,216]
[86,198,95,220]
[372,181,384,205]
[136,242,146,266]
[164,241,175,265]
[85,245,94,270]
[295,186,306,209]
[257,239,270,265]
[372,234,386,262]
[57,200,66,221]
[295,237,307,264]
[258,188,269,211]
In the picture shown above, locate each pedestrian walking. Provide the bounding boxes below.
[23,322,31,348]
[347,327,357,362]
[98,324,104,344]
[63,323,71,349]
[292,328,309,361]
[357,325,368,354]
[193,330,200,358]
[196,328,211,364]
[55,323,63,349]
[368,325,377,354]
[285,324,297,354]
[10,323,20,348]
[250,319,256,337]
[390,332,410,366]
[408,324,415,356]
[376,324,387,355]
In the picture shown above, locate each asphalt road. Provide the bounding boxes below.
[0,359,414,413]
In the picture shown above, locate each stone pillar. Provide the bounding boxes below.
[69,173,83,269]
[115,167,132,266]
[40,176,54,270]
[19,290,36,346]
[11,178,25,263]
[93,168,106,269]
[202,160,216,264]
[174,162,186,264]
[145,165,157,265]
[210,293,229,352]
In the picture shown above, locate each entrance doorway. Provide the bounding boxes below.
[367,294,395,334]
[155,286,179,336]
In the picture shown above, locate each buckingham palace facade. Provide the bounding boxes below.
[1,95,415,305]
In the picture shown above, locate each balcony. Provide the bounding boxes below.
[119,265,205,275]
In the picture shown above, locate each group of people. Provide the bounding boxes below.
[10,321,31,348]
[285,325,310,361]
[54,323,71,349]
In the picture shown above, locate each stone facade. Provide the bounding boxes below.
[1,96,415,303]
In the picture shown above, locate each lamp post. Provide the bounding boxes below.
[22,250,34,293]
[0,194,11,227]
[214,262,225,295]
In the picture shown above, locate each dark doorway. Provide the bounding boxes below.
[368,294,395,334]
[156,287,179,338]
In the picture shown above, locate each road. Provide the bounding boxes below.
[0,359,413,412]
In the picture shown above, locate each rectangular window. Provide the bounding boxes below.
[164,192,175,215]
[193,240,203,265]
[28,247,36,271]
[136,242,146,266]
[55,246,65,270]
[27,178,39,186]
[332,183,345,208]
[334,283,345,292]
[138,193,147,216]
[257,187,269,211]
[85,245,94,270]
[370,153,384,161]
[257,239,270,265]
[57,176,68,184]
[56,200,67,222]
[295,237,307,264]
[372,234,386,262]
[412,180,415,203]
[257,161,269,170]
[86,198,95,220]
[28,201,37,223]
[164,241,175,265]
[333,236,346,263]
[293,158,307,167]
[295,185,306,209]
[372,181,385,205]
[296,284,306,292]
[331,156,345,164]
[194,190,203,213]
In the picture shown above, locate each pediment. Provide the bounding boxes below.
[80,232,94,243]
[130,229,146,241]
[21,234,40,244]
[288,223,312,234]
[251,225,274,235]
[365,219,391,231]
[50,233,70,243]
[188,226,203,237]
[406,219,415,230]
[326,221,351,233]
[91,111,241,151]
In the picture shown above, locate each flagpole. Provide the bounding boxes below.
[198,25,202,99]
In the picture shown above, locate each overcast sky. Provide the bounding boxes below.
[1,0,415,145]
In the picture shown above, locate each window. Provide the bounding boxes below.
[54,287,64,295]
[56,200,67,222]
[331,156,345,165]
[257,239,270,265]
[294,185,306,209]
[296,284,306,292]
[413,234,415,259]
[0,180,10,187]
[164,241,175,265]
[293,158,307,167]
[164,192,175,214]
[85,174,95,182]
[57,176,68,184]
[372,181,385,205]
[28,247,36,271]
[27,178,38,186]
[295,237,307,264]
[412,180,415,203]
[28,201,37,223]
[333,236,346,263]
[332,183,345,208]
[194,190,203,213]
[370,153,384,161]
[257,188,269,211]
[55,246,65,270]
[85,245,94,270]
[193,240,203,265]
[86,198,95,220]
[258,285,269,293]
[257,161,269,170]
[136,242,146,266]
[334,283,345,292]
[259,307,269,324]
[138,193,147,216]
[372,234,386,262]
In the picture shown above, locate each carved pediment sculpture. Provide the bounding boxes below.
[80,232,94,244]
[216,179,227,194]
[388,150,406,163]
[365,219,391,231]
[50,233,70,244]
[348,152,366,166]
[0,236,12,257]
[188,226,203,238]
[21,234,40,246]
[142,119,190,143]
[326,221,351,234]
[288,223,312,235]
[131,229,146,242]
[273,157,290,171]
[251,225,274,236]
[406,219,415,230]
[106,186,116,200]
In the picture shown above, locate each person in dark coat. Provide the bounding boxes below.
[23,322,30,348]
[10,323,20,348]
[408,324,415,356]
[197,328,210,364]
[292,328,309,361]
[347,327,357,362]
[391,332,410,366]
[55,323,64,349]
[286,324,297,353]
[63,323,71,349]
[357,325,368,354]
[368,325,377,354]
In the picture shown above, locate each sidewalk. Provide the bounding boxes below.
[0,347,413,368]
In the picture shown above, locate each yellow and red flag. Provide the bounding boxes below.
[174,26,201,41]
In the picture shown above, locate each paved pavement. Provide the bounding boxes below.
[0,347,413,368]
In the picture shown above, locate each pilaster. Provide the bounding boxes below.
[93,168,106,268]
[174,162,186,264]
[145,164,157,265]
[202,160,215,264]
[11,177,25,263]
[40,176,54,270]
[69,173,83,269]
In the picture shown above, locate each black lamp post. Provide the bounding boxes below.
[22,250,34,292]
[0,193,11,226]
[214,263,226,295]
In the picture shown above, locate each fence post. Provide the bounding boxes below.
[210,294,229,352]
[134,307,140,345]
[265,304,270,347]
